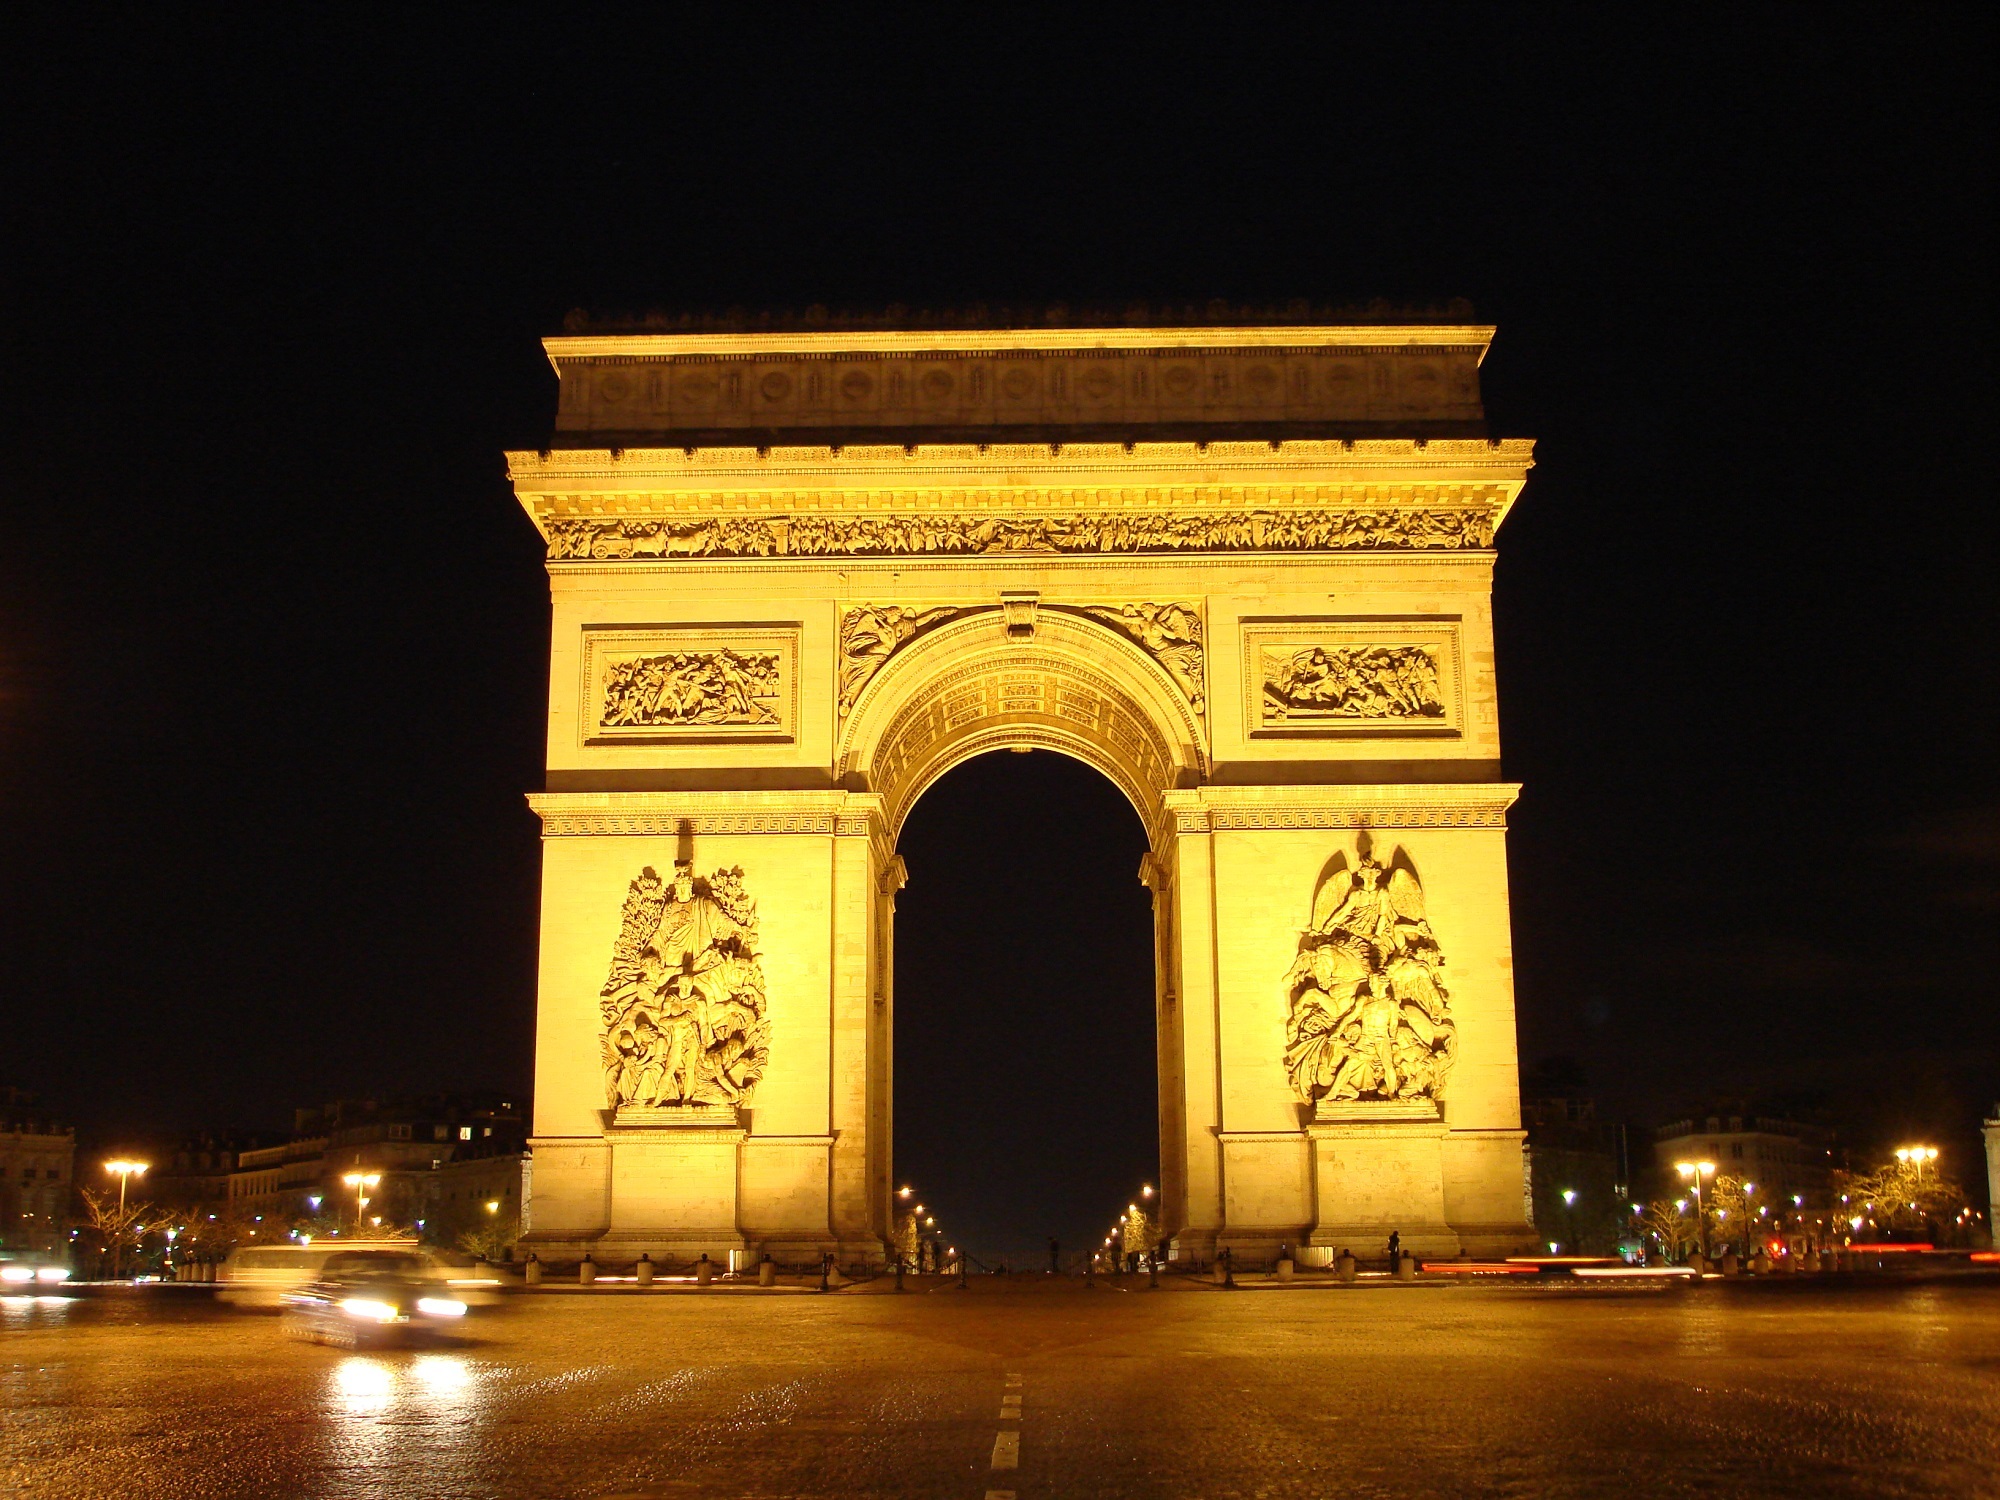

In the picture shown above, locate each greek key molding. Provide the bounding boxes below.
[1164,785,1519,834]
[528,792,885,839]
[536,812,839,837]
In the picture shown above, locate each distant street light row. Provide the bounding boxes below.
[895,1184,956,1268]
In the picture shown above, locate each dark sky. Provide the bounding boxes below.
[5,12,1994,1249]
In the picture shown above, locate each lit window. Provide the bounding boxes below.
[459,1127,472,1141]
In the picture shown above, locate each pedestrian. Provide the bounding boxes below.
[1387,1229,1401,1264]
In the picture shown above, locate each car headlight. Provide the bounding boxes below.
[338,1297,403,1322]
[35,1268,70,1284]
[415,1297,467,1318]
[0,1267,34,1284]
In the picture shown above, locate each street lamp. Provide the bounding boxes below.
[1895,1145,1939,1179]
[1675,1161,1716,1261]
[103,1160,149,1280]
[342,1171,380,1232]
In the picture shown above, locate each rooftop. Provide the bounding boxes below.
[560,298,1479,336]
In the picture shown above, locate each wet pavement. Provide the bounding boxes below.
[3,1275,1996,1498]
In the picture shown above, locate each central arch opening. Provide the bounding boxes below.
[891,749,1158,1268]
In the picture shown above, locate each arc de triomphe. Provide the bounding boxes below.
[510,313,1537,1265]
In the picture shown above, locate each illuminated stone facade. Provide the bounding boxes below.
[513,318,1537,1263]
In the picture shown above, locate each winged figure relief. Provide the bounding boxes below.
[837,605,961,716]
[1283,844,1456,1108]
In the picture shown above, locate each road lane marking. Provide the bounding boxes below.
[985,1492,1016,1500]
[991,1372,1024,1476]
[990,1431,1020,1469]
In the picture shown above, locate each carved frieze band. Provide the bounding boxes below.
[546,507,1495,561]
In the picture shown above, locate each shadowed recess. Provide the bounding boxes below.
[892,750,1157,1267]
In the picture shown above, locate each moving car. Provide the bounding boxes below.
[280,1270,469,1347]
[0,1252,72,1289]
[217,1243,444,1307]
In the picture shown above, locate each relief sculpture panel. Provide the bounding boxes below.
[582,627,798,743]
[1263,644,1442,723]
[599,862,770,1118]
[1283,841,1456,1117]
[1242,621,1459,738]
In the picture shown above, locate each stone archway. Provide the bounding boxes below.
[842,605,1205,843]
[513,314,1539,1266]
[836,607,1204,1249]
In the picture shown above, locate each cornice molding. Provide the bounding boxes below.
[508,437,1535,485]
[544,325,1499,360]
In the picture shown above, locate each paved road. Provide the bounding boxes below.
[3,1275,1996,1498]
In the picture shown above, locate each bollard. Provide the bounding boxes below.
[696,1253,714,1286]
[636,1253,655,1286]
[1720,1252,1740,1278]
[1336,1250,1357,1284]
[524,1254,542,1286]
[759,1254,776,1288]
[819,1253,832,1292]
[895,1258,905,1292]
[1277,1257,1295,1281]
[1750,1252,1771,1276]
[1148,1255,1159,1289]
[1802,1250,1821,1273]
[958,1252,967,1289]
[1396,1251,1416,1283]
[579,1254,597,1286]
[1687,1252,1705,1275]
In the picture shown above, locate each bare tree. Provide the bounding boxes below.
[77,1187,155,1279]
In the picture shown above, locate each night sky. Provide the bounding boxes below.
[5,13,1994,1253]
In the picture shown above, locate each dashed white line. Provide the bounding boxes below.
[989,1371,1024,1478]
